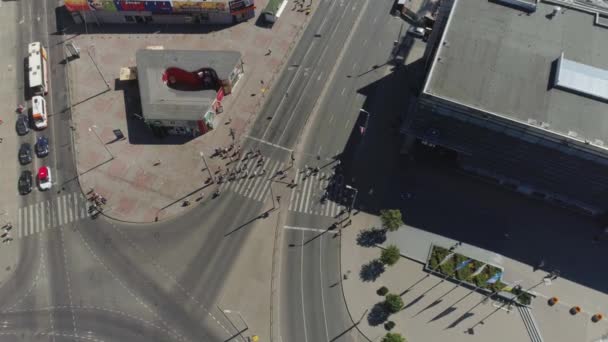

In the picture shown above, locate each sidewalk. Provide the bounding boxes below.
[67,0,315,223]
[341,216,608,342]
[0,0,22,288]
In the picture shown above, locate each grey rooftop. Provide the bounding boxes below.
[136,49,241,121]
[424,0,608,147]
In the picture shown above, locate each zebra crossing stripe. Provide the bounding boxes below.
[233,159,255,193]
[256,162,282,202]
[243,159,270,198]
[289,168,299,211]
[29,203,35,237]
[303,173,316,214]
[246,160,271,199]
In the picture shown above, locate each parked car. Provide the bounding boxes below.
[32,96,48,129]
[35,136,49,157]
[16,114,29,136]
[18,170,33,195]
[19,143,32,165]
[37,166,52,190]
[407,26,425,38]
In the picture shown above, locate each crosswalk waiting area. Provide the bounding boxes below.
[218,158,285,203]
[218,156,345,218]
[17,192,90,239]
[288,168,344,217]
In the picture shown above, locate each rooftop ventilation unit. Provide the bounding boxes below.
[554,53,608,102]
[491,0,537,13]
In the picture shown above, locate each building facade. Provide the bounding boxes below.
[65,0,255,25]
[403,0,608,215]
[136,49,243,137]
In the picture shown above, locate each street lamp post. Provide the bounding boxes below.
[199,151,215,183]
[345,185,358,218]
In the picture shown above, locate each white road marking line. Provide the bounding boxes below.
[257,162,283,202]
[28,203,34,237]
[62,195,68,225]
[289,168,300,211]
[300,231,309,342]
[353,62,357,70]
[39,202,46,234]
[67,194,73,223]
[72,193,78,222]
[239,167,259,197]
[17,207,23,238]
[320,236,330,342]
[80,195,87,219]
[284,226,338,234]
[304,173,317,214]
[233,159,255,193]
[245,135,293,152]
[341,88,346,96]
[297,175,310,212]
[245,159,271,199]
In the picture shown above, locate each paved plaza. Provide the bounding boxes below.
[65,0,315,222]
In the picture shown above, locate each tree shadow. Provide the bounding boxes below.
[356,227,387,247]
[359,259,385,282]
[367,302,390,326]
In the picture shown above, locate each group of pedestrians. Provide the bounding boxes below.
[87,189,107,215]
[1,223,13,243]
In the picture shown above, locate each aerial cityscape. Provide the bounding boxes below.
[0,0,607,341]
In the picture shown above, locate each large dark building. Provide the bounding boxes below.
[403,0,608,215]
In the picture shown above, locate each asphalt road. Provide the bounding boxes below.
[0,0,413,341]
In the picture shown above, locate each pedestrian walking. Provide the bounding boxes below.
[265,49,272,56]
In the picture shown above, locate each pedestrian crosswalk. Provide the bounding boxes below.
[218,158,285,203]
[288,168,345,217]
[17,192,91,239]
[217,156,348,217]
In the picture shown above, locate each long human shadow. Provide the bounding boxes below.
[402,278,444,310]
[400,273,430,296]
[224,211,273,237]
[414,284,460,316]
[428,291,475,323]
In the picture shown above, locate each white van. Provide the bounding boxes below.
[32,95,47,129]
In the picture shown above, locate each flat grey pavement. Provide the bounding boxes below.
[66,0,314,223]
[342,217,532,342]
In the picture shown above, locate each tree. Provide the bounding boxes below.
[380,209,403,232]
[384,293,404,313]
[382,332,406,342]
[380,245,401,266]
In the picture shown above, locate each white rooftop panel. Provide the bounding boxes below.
[555,53,608,102]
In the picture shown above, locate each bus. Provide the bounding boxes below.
[28,42,49,96]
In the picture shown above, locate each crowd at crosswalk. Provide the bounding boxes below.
[217,153,349,217]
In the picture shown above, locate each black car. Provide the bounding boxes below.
[18,170,33,195]
[18,143,32,165]
[35,136,49,157]
[16,114,29,136]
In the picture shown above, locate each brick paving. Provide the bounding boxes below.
[67,0,316,222]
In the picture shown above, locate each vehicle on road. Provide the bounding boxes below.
[19,170,33,195]
[407,26,425,38]
[19,143,32,165]
[16,114,29,136]
[35,136,49,157]
[28,42,49,95]
[32,96,48,129]
[37,166,52,190]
